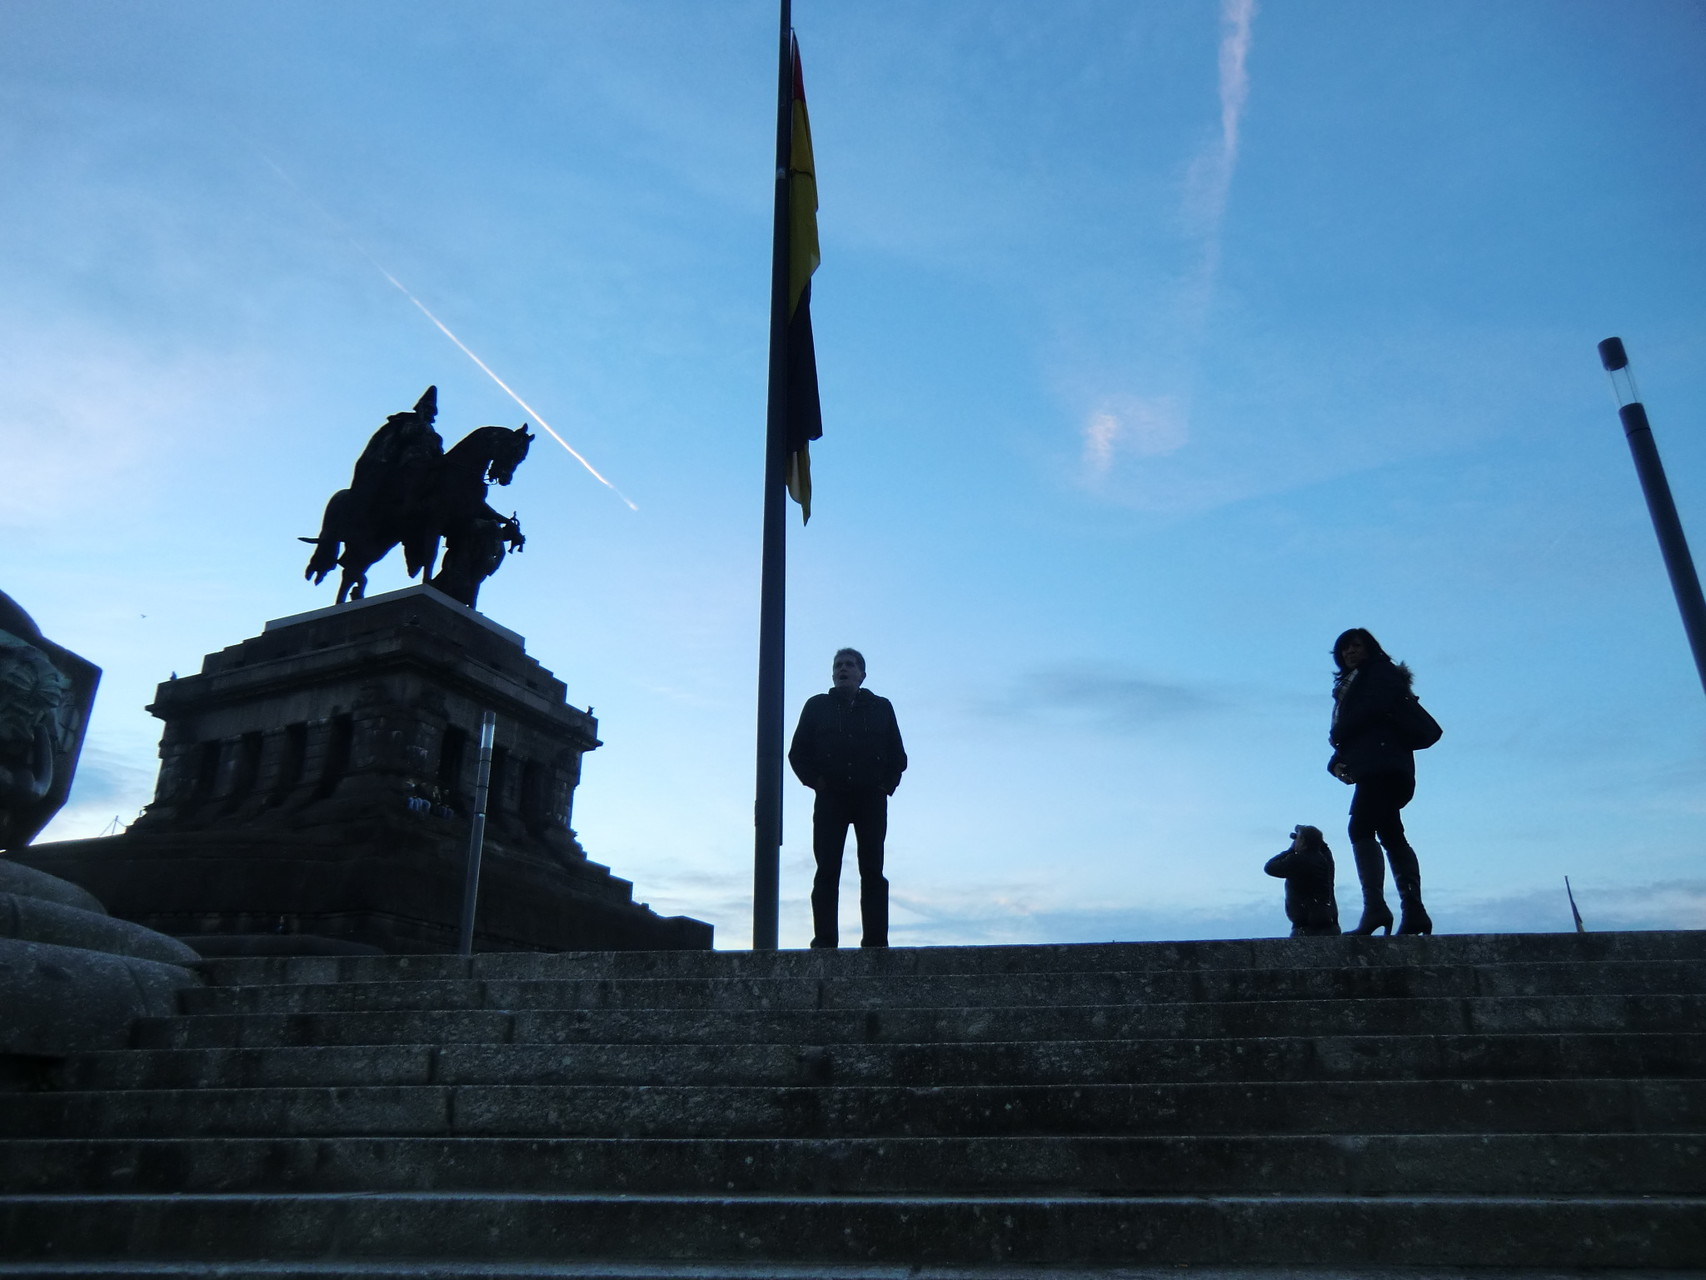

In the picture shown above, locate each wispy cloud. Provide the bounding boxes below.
[1081,394,1189,476]
[1080,0,1256,483]
[1446,878,1706,935]
[890,882,1279,947]
[34,744,158,842]
[886,875,1706,948]
[0,322,260,531]
[1185,0,1257,245]
[971,663,1219,736]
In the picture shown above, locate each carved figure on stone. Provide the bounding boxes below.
[301,386,533,609]
[0,589,100,851]
[0,636,67,812]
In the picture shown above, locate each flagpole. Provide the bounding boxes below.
[753,0,793,950]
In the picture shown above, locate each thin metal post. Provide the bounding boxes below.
[1565,877,1586,933]
[752,0,793,951]
[1599,337,1706,699]
[457,711,497,957]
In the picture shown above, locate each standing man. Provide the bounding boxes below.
[788,648,907,949]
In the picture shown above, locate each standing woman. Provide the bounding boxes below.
[1327,628,1433,935]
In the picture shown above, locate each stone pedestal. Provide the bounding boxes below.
[15,586,711,954]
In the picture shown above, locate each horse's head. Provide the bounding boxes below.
[486,424,534,486]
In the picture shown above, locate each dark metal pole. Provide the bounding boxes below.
[753,0,793,951]
[1598,337,1706,699]
[457,711,497,957]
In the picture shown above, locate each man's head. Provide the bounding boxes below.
[832,648,866,692]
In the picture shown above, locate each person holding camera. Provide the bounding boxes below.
[1264,824,1341,937]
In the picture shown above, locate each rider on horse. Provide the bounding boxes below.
[302,387,532,610]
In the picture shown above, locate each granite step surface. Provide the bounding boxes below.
[4,1078,1701,1140]
[2,1191,1702,1269]
[172,960,1706,1016]
[193,929,1706,986]
[131,992,1706,1050]
[50,1031,1706,1090]
[5,931,1702,1273]
[3,1132,1703,1196]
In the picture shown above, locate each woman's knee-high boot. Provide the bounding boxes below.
[1386,839,1433,935]
[1348,839,1394,935]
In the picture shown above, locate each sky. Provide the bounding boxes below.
[2,0,1703,949]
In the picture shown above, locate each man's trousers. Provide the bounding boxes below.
[810,787,888,948]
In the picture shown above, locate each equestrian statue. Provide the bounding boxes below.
[301,387,534,610]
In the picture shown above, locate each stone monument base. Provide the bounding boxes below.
[19,826,708,954]
[13,586,711,954]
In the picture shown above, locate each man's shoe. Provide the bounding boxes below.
[860,939,889,948]
[810,938,838,949]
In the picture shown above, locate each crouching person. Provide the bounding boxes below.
[1265,825,1341,937]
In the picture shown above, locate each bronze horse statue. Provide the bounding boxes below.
[302,387,534,609]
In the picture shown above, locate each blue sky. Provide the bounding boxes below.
[3,0,1702,947]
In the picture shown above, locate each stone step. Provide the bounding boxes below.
[175,960,1706,1017]
[132,992,1706,1050]
[53,1032,1706,1091]
[10,933,1702,1274]
[0,1191,1701,1269]
[3,1132,1702,1197]
[4,1078,1700,1140]
[0,1267,1691,1280]
[195,929,1706,987]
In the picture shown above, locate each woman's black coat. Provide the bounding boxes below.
[1329,655,1416,784]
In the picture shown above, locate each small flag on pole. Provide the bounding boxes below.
[783,34,823,522]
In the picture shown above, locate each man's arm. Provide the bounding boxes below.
[787,697,819,788]
[882,698,907,794]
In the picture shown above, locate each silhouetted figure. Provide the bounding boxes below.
[1264,824,1341,937]
[1327,628,1432,936]
[788,648,906,948]
[301,386,533,609]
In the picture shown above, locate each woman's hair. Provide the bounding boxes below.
[1332,628,1389,673]
[1292,824,1331,856]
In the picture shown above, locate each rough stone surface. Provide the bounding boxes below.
[182,933,385,958]
[0,937,200,1056]
[0,931,1700,1272]
[0,859,104,914]
[0,893,199,965]
[0,1268,1695,1280]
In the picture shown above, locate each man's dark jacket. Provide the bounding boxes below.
[789,688,907,795]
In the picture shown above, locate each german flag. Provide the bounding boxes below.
[783,34,822,522]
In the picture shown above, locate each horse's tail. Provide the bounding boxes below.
[303,489,350,584]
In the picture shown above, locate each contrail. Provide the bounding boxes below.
[1219,0,1256,162]
[1082,1,1256,483]
[255,152,637,510]
[369,263,638,510]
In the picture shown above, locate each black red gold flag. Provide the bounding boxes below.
[783,35,822,522]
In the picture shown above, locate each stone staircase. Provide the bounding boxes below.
[1,931,1702,1277]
